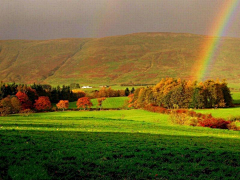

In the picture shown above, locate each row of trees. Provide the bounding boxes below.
[0,83,85,103]
[129,78,233,109]
[0,83,85,116]
[56,97,104,111]
[93,87,134,98]
[0,94,52,116]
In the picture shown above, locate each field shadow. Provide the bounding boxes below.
[1,130,240,179]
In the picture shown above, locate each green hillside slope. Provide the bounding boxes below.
[0,33,240,86]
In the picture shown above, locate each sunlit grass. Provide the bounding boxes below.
[1,109,240,179]
[68,97,128,109]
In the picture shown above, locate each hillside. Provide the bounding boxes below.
[0,33,240,86]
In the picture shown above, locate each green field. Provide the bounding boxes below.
[232,92,240,104]
[1,109,240,179]
[195,106,240,119]
[68,97,129,109]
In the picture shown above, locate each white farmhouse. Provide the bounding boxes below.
[82,86,92,89]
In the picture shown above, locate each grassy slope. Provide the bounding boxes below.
[1,33,240,87]
[195,106,240,120]
[0,110,240,179]
[0,38,91,84]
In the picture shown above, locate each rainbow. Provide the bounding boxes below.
[194,0,240,81]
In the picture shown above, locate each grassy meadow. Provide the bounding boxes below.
[67,97,128,109]
[1,108,240,179]
[232,91,240,104]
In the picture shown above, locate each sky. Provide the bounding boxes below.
[0,0,240,40]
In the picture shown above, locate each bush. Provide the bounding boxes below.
[51,107,57,111]
[144,104,168,114]
[169,111,198,126]
[169,112,188,125]
[227,116,240,122]
[20,109,34,116]
[198,118,230,129]
[227,122,240,131]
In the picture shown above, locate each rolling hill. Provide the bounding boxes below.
[0,32,240,87]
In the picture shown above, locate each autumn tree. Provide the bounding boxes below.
[130,78,232,109]
[34,96,52,111]
[56,100,69,111]
[0,96,12,116]
[76,97,92,110]
[11,96,21,113]
[16,91,32,110]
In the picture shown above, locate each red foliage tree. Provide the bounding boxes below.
[77,97,92,110]
[34,96,52,111]
[16,91,32,110]
[56,100,69,111]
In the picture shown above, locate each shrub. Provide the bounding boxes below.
[227,116,240,122]
[144,104,168,114]
[227,122,240,131]
[20,109,33,116]
[169,111,198,126]
[51,107,57,111]
[169,112,188,125]
[198,118,230,129]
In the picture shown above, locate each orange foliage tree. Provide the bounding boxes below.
[76,97,92,110]
[34,96,52,111]
[56,100,69,111]
[129,78,233,109]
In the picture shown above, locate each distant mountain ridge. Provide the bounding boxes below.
[0,32,240,86]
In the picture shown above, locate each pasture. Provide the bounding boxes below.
[232,92,240,104]
[1,109,240,179]
[68,97,128,109]
[195,106,240,119]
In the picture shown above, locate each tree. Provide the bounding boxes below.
[69,83,80,89]
[97,97,106,110]
[130,87,135,94]
[11,96,21,113]
[34,96,52,111]
[76,97,92,110]
[27,87,39,103]
[0,96,12,116]
[56,100,69,111]
[16,91,32,110]
[125,88,130,96]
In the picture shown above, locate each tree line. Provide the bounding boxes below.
[92,87,135,98]
[0,82,84,103]
[0,82,133,115]
[129,78,233,109]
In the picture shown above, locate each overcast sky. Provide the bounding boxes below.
[1,0,240,40]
